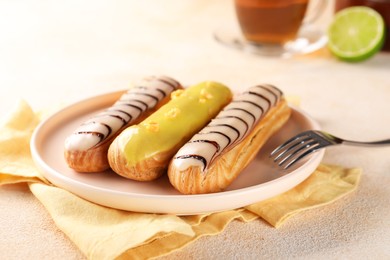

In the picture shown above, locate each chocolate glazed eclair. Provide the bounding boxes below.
[168,84,291,194]
[64,75,182,172]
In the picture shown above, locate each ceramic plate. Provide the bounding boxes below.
[30,90,324,215]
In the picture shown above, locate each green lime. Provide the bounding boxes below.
[327,6,385,62]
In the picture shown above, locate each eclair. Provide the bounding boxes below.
[108,81,233,181]
[168,84,291,194]
[64,75,182,172]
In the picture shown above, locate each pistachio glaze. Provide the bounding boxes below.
[65,76,180,151]
[117,81,232,165]
[172,84,283,171]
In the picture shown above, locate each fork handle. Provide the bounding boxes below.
[343,139,390,147]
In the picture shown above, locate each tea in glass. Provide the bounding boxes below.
[234,0,309,44]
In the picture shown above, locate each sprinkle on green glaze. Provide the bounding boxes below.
[122,81,232,165]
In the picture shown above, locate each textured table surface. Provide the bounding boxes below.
[1,0,390,259]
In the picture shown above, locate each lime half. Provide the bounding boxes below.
[328,6,385,62]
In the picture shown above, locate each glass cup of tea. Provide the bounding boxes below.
[214,0,328,57]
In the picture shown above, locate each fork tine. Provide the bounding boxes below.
[276,140,319,167]
[283,147,321,169]
[270,131,312,157]
[272,136,313,161]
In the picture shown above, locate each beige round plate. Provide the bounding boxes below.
[30,90,324,215]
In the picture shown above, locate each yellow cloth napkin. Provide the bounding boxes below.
[0,100,361,260]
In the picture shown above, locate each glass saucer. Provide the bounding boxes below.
[214,23,328,58]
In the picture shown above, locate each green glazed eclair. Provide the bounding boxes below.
[108,81,233,181]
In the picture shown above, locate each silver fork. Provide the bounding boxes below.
[270,130,390,169]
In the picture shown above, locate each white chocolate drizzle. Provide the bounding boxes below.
[65,76,180,151]
[172,84,282,172]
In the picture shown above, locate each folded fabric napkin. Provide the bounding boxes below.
[0,100,361,260]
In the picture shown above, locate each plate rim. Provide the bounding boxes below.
[30,91,324,215]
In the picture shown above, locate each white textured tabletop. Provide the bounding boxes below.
[1,0,390,259]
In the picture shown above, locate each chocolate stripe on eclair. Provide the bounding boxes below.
[172,84,283,172]
[65,76,181,151]
[207,123,240,140]
[244,91,271,110]
[262,84,283,97]
[199,131,232,147]
[225,107,256,124]
[189,139,220,153]
[157,78,179,91]
[130,91,160,105]
[115,102,145,113]
[220,116,249,130]
[175,154,208,171]
[109,109,133,122]
[77,131,105,141]
[136,86,168,98]
[257,85,278,102]
[118,98,149,110]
